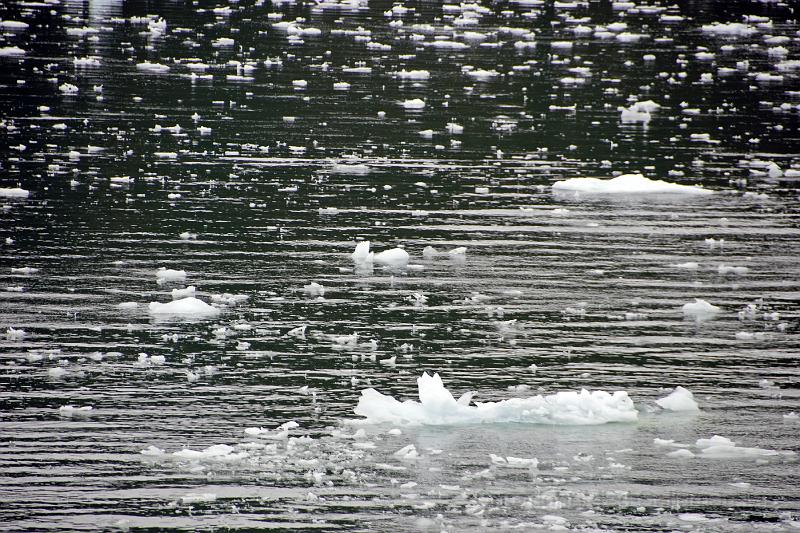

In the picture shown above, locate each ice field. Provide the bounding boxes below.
[1,0,799,530]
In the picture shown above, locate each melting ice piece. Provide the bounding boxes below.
[682,298,721,320]
[58,405,93,417]
[695,435,796,460]
[354,372,637,425]
[351,241,374,264]
[155,267,187,283]
[303,282,325,297]
[171,286,196,299]
[552,174,713,195]
[374,247,409,267]
[148,297,220,317]
[0,187,30,198]
[655,386,700,412]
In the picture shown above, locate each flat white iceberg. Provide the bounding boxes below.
[148,297,220,317]
[552,174,713,195]
[354,372,638,425]
[374,247,410,267]
[655,386,700,412]
[0,187,30,198]
[695,435,795,460]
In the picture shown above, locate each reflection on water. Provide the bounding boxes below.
[1,0,799,530]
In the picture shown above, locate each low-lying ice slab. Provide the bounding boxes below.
[0,187,30,198]
[552,174,713,195]
[148,297,220,317]
[354,372,638,425]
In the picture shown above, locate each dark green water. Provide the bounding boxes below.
[1,0,799,530]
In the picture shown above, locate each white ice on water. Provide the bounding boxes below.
[682,298,721,320]
[148,297,220,317]
[354,372,638,425]
[0,187,30,198]
[351,241,409,267]
[552,174,713,195]
[655,386,700,412]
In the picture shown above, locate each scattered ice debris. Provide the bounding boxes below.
[181,493,217,504]
[59,83,79,94]
[118,302,138,310]
[0,187,30,198]
[394,444,418,460]
[655,386,700,412]
[58,405,93,417]
[490,454,539,469]
[354,372,637,425]
[171,286,196,299]
[148,297,220,318]
[244,421,299,440]
[783,412,798,421]
[682,298,721,320]
[135,353,166,367]
[5,327,26,341]
[553,174,712,195]
[210,293,248,306]
[155,267,187,284]
[303,282,325,297]
[674,262,699,270]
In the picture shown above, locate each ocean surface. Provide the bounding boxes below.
[1,0,799,530]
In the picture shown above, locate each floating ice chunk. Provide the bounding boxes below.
[286,325,307,338]
[400,98,425,109]
[394,69,430,80]
[11,267,38,275]
[211,293,248,306]
[394,444,418,460]
[5,327,26,340]
[701,22,756,37]
[667,449,695,458]
[696,435,795,460]
[59,405,93,417]
[171,286,196,299]
[292,79,308,88]
[374,248,410,267]
[140,445,164,456]
[118,302,138,310]
[136,62,170,73]
[0,21,29,30]
[179,231,197,240]
[245,421,298,440]
[553,174,712,195]
[181,493,217,504]
[354,372,637,425]
[656,386,700,412]
[148,297,220,317]
[0,46,27,56]
[674,262,699,270]
[155,267,187,283]
[0,187,30,198]
[303,282,325,297]
[333,81,350,90]
[682,298,721,320]
[718,264,749,276]
[351,241,374,264]
[172,443,248,463]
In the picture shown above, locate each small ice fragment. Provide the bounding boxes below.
[303,282,325,297]
[171,286,196,299]
[155,267,187,283]
[682,298,721,320]
[655,386,700,412]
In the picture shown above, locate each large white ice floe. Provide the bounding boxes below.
[354,372,638,425]
[552,174,713,195]
[148,297,220,317]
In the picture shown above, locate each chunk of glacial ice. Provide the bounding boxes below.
[155,267,187,282]
[354,372,637,425]
[0,187,30,198]
[552,174,713,195]
[655,386,700,412]
[148,297,220,317]
[682,298,721,319]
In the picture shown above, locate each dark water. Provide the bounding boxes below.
[1,0,799,530]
